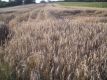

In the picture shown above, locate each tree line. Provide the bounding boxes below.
[0,0,35,8]
[9,0,35,5]
[0,0,107,8]
[64,0,107,2]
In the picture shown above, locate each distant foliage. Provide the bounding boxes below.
[15,0,23,5]
[0,0,35,8]
[64,0,107,2]
[24,0,35,4]
[0,1,16,8]
[40,0,46,3]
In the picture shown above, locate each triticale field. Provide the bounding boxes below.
[0,3,107,80]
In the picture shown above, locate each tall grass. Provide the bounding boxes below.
[0,4,107,80]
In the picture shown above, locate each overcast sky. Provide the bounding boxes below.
[2,0,58,3]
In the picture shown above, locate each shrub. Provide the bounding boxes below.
[0,1,16,8]
[0,22,9,45]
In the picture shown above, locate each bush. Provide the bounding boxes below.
[0,1,16,8]
[0,22,9,45]
[40,0,46,3]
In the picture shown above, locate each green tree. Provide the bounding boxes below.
[97,0,107,2]
[24,0,35,4]
[64,0,107,2]
[15,0,23,5]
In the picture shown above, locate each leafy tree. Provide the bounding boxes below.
[93,0,107,1]
[24,0,35,4]
[40,0,46,3]
[15,0,23,5]
[64,0,107,2]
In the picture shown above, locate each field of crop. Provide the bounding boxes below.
[58,2,107,8]
[0,3,107,80]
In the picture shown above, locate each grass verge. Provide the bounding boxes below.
[58,2,107,8]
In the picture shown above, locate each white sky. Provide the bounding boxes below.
[2,0,58,3]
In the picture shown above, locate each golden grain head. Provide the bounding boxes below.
[0,4,107,80]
